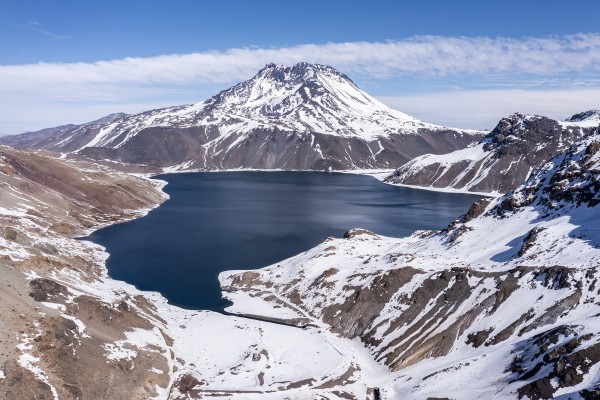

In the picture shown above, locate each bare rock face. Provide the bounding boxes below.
[513,327,600,400]
[386,111,598,194]
[490,127,600,217]
[2,359,57,400]
[0,63,482,171]
[566,109,600,124]
[175,374,205,398]
[29,278,68,302]
[321,267,420,339]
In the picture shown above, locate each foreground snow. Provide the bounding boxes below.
[36,241,397,399]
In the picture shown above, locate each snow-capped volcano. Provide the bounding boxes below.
[197,62,429,140]
[1,63,482,171]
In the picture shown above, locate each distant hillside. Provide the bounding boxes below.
[385,110,599,194]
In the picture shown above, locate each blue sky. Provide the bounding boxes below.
[1,0,599,133]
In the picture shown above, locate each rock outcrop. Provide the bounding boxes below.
[385,111,599,194]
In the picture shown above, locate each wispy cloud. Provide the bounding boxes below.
[0,34,599,133]
[1,34,600,89]
[23,20,69,41]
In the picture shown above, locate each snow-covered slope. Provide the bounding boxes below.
[221,127,600,399]
[564,109,600,127]
[1,63,482,171]
[385,111,599,194]
[3,127,600,399]
[0,113,126,151]
[178,62,438,141]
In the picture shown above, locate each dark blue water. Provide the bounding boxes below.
[85,172,483,310]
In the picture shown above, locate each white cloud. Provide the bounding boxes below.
[379,88,600,130]
[1,34,600,133]
[2,34,600,89]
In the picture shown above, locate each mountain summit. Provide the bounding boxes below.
[1,63,482,171]
[200,62,425,139]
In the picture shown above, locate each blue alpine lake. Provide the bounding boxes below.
[84,172,484,311]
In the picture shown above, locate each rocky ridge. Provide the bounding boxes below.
[0,113,126,150]
[385,111,599,194]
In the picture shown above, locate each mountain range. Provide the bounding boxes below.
[2,125,600,399]
[0,63,482,171]
[4,63,599,199]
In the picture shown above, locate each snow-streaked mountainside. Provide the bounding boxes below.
[385,111,599,194]
[186,62,445,140]
[0,113,126,150]
[565,109,600,127]
[0,147,386,399]
[1,63,482,171]
[2,126,600,399]
[221,128,600,399]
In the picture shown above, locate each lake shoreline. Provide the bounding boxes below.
[87,171,484,311]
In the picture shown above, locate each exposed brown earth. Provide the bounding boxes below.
[0,146,169,399]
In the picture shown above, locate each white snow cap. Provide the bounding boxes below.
[564,109,600,128]
[199,61,437,140]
